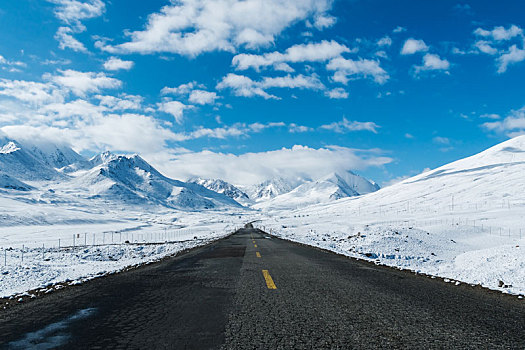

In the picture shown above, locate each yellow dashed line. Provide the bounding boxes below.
[256,251,261,258]
[262,270,277,289]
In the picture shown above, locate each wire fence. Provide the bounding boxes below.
[0,225,242,267]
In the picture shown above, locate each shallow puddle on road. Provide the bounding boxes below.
[6,307,97,349]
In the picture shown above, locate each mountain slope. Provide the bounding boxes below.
[0,137,62,181]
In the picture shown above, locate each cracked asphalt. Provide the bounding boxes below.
[1,227,524,349]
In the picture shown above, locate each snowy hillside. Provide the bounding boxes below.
[255,171,380,210]
[0,137,62,181]
[189,178,252,206]
[259,136,525,295]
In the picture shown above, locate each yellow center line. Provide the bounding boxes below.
[256,251,261,258]
[262,270,277,289]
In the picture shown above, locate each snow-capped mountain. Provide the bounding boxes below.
[189,178,252,206]
[70,153,242,210]
[0,137,62,181]
[243,177,302,202]
[254,171,379,210]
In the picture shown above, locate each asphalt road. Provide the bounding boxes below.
[0,227,524,349]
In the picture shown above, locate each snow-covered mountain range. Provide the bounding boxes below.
[0,136,241,211]
[253,171,380,210]
[189,178,252,206]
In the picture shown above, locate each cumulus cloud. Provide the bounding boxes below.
[326,57,389,84]
[474,40,498,55]
[103,57,134,71]
[188,90,218,105]
[95,94,143,111]
[98,0,335,57]
[157,100,193,124]
[393,26,407,33]
[48,0,105,28]
[474,25,523,41]
[216,73,324,99]
[231,40,350,71]
[473,24,525,73]
[44,69,122,96]
[401,38,429,55]
[497,45,525,73]
[155,145,392,186]
[49,0,105,52]
[0,79,64,105]
[377,36,392,47]
[413,53,450,75]
[325,87,348,99]
[482,105,525,137]
[55,27,87,52]
[320,118,380,133]
[161,81,203,96]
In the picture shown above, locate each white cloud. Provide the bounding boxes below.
[55,27,87,52]
[325,87,348,99]
[103,57,134,71]
[155,145,392,186]
[472,24,525,73]
[497,45,525,73]
[377,36,392,47]
[48,0,105,28]
[480,113,501,120]
[474,25,523,41]
[326,57,389,84]
[216,74,276,99]
[157,100,193,124]
[401,38,429,55]
[216,73,324,99]
[98,0,335,57]
[95,94,143,111]
[232,40,350,71]
[414,53,450,74]
[288,123,313,133]
[320,117,379,133]
[188,90,218,105]
[393,26,407,33]
[481,105,525,137]
[161,82,201,96]
[44,69,122,97]
[474,40,498,55]
[0,79,64,105]
[49,0,105,53]
[432,136,450,145]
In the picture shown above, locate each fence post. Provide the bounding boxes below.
[73,234,76,249]
[84,233,87,246]
[21,245,24,263]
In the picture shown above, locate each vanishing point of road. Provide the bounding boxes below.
[1,225,524,349]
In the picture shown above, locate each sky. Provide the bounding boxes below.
[0,0,524,186]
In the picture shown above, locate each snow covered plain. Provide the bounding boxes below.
[0,206,250,299]
[257,136,525,297]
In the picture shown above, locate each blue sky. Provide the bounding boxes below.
[0,0,524,186]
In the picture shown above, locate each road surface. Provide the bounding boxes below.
[1,227,524,349]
